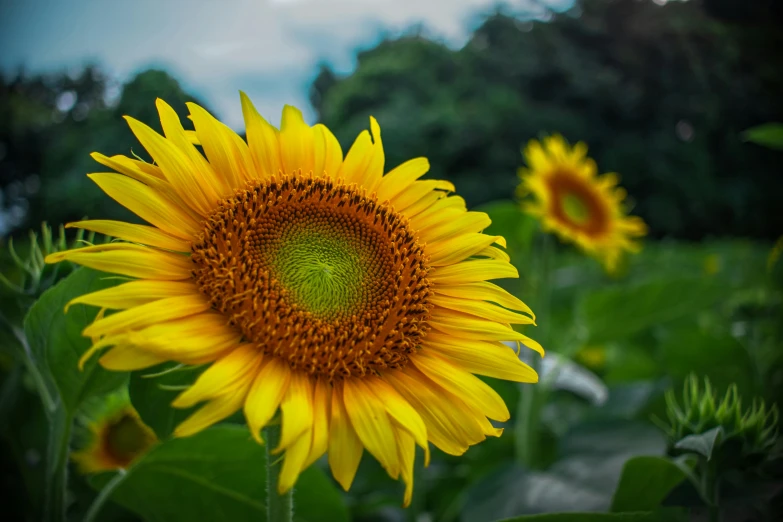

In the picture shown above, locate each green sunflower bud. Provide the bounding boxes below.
[1,222,108,298]
[662,374,779,462]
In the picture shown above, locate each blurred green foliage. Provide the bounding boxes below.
[311,0,783,240]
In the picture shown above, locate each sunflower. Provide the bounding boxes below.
[46,94,541,505]
[517,135,647,272]
[72,401,156,474]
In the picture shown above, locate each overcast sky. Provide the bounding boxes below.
[0,0,573,128]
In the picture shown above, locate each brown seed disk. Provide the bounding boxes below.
[191,174,432,380]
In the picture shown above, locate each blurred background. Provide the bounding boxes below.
[2,0,783,521]
[1,0,782,240]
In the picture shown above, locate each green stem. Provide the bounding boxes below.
[83,471,127,522]
[44,409,73,522]
[264,424,293,522]
[515,232,553,469]
[701,459,720,522]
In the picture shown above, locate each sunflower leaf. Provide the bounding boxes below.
[742,123,783,151]
[498,510,689,522]
[89,425,349,522]
[673,426,724,460]
[23,267,127,415]
[610,456,691,512]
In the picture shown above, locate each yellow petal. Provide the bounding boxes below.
[427,233,502,267]
[398,189,447,219]
[279,105,314,176]
[172,344,262,408]
[304,378,331,468]
[425,332,538,383]
[343,379,400,478]
[383,369,484,455]
[364,117,385,191]
[278,424,312,494]
[338,130,373,186]
[376,157,430,204]
[240,91,281,178]
[187,102,253,189]
[419,211,491,244]
[82,294,210,338]
[434,281,533,316]
[412,351,510,421]
[431,297,534,325]
[66,280,198,312]
[157,99,228,196]
[429,260,518,285]
[86,173,200,239]
[124,116,221,216]
[365,377,429,465]
[66,220,190,252]
[429,308,528,343]
[393,179,454,212]
[98,344,167,370]
[244,357,291,443]
[312,124,343,179]
[174,383,250,438]
[328,387,364,491]
[45,243,193,280]
[276,371,313,453]
[126,313,241,364]
[395,426,416,507]
[91,152,164,182]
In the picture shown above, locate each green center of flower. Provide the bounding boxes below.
[264,213,381,321]
[102,412,154,465]
[192,175,433,379]
[561,192,590,224]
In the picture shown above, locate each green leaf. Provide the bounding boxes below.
[91,425,348,522]
[742,123,783,151]
[499,510,688,522]
[129,364,204,440]
[674,426,723,460]
[463,421,668,521]
[610,456,689,512]
[578,278,726,344]
[23,267,126,415]
[659,331,758,398]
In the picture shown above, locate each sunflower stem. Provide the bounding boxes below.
[44,408,73,522]
[83,470,127,522]
[515,232,553,469]
[264,424,293,522]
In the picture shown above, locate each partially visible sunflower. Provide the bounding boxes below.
[46,94,541,505]
[72,398,156,474]
[517,135,647,272]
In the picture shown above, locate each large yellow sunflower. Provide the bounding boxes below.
[517,135,647,272]
[46,94,541,505]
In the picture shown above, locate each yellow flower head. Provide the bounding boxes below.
[72,404,156,474]
[518,135,647,272]
[46,94,542,505]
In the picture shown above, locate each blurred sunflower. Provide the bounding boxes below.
[46,94,541,505]
[72,398,156,474]
[517,135,647,272]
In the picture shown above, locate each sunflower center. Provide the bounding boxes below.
[547,170,609,236]
[191,175,432,380]
[561,193,590,224]
[102,413,154,466]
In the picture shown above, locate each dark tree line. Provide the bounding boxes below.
[311,0,783,239]
[2,0,782,240]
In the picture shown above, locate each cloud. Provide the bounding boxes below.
[0,0,572,129]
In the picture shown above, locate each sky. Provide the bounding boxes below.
[0,0,573,129]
